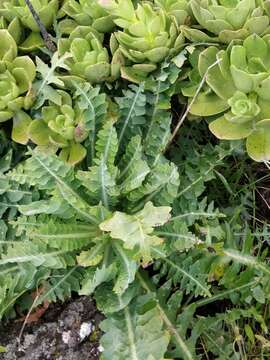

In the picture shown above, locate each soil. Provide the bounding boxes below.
[0,297,104,360]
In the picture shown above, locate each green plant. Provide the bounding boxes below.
[27,90,90,164]
[58,0,115,34]
[0,30,35,143]
[0,0,58,32]
[183,34,270,161]
[1,1,270,359]
[100,0,184,81]
[0,0,58,51]
[58,26,115,83]
[154,0,192,26]
[182,0,270,43]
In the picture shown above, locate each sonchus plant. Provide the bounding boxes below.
[0,30,35,144]
[182,0,270,43]
[58,26,114,83]
[2,116,179,312]
[100,0,184,81]
[183,34,270,161]
[58,0,115,34]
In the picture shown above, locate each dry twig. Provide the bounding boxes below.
[24,0,56,52]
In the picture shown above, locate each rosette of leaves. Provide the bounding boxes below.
[0,0,58,51]
[58,26,114,83]
[58,0,115,34]
[28,91,89,165]
[154,0,192,26]
[181,0,270,44]
[0,15,23,44]
[0,14,43,52]
[0,30,35,143]
[5,116,179,305]
[184,34,270,161]
[100,0,184,81]
[0,0,58,32]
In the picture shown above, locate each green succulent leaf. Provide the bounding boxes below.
[209,116,254,140]
[11,110,31,145]
[246,119,270,161]
[189,92,229,116]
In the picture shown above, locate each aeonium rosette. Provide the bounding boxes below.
[28,91,89,165]
[153,0,192,26]
[183,34,270,161]
[0,0,58,51]
[0,0,59,32]
[58,26,116,83]
[226,91,260,124]
[58,0,115,34]
[181,0,270,44]
[0,29,35,144]
[99,0,184,82]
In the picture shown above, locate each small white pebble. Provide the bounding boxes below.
[98,345,104,353]
[79,322,92,341]
[62,331,72,344]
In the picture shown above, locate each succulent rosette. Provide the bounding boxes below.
[0,0,58,51]
[154,0,192,26]
[0,30,35,144]
[58,0,115,34]
[184,34,270,161]
[181,0,270,44]
[58,26,114,83]
[100,0,184,81]
[28,91,88,165]
[0,16,23,45]
[0,0,58,32]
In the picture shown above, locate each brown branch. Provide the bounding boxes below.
[24,0,56,53]
[164,58,222,153]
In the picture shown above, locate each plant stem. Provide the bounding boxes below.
[24,0,56,52]
[164,58,221,152]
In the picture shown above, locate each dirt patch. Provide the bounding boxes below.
[0,297,103,360]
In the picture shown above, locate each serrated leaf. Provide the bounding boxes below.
[128,161,180,208]
[118,135,150,194]
[79,263,116,296]
[77,157,119,209]
[76,242,106,267]
[116,84,146,149]
[100,202,171,263]
[72,82,108,162]
[94,121,118,171]
[34,52,72,108]
[113,242,138,294]
[100,295,170,360]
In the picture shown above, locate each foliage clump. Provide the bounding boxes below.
[0,0,270,359]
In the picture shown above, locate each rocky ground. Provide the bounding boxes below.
[0,297,103,360]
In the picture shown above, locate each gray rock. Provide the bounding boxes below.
[0,297,103,360]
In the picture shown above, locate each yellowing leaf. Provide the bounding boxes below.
[99,202,171,263]
[76,243,105,267]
